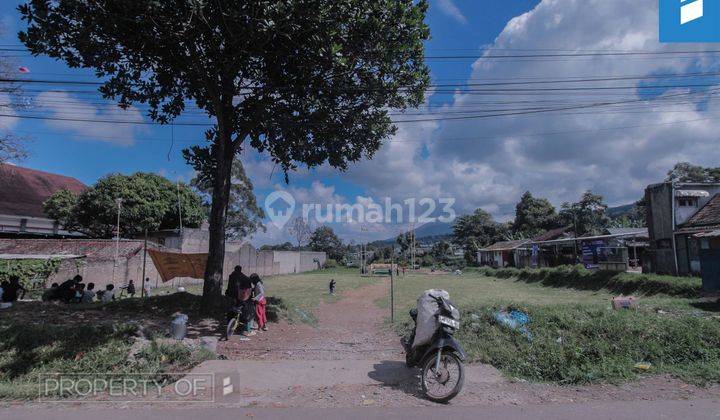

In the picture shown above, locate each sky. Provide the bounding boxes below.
[2,0,720,245]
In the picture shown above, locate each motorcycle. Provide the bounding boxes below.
[403,291,466,403]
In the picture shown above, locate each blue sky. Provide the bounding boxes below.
[3,1,720,245]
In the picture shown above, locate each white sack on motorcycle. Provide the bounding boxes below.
[412,289,450,349]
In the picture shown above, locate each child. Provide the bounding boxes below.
[82,282,96,303]
[126,280,136,298]
[101,284,115,303]
[251,274,267,332]
[329,279,336,295]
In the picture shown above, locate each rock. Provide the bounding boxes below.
[362,399,375,406]
[200,336,219,353]
[470,314,481,321]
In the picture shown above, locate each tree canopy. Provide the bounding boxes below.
[192,159,264,240]
[43,172,205,238]
[559,191,609,237]
[309,226,345,261]
[20,0,431,306]
[665,162,720,183]
[512,191,559,238]
[452,209,509,264]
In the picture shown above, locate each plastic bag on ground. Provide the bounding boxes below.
[493,309,533,341]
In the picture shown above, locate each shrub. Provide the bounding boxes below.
[324,259,338,268]
[428,304,720,384]
[477,265,701,297]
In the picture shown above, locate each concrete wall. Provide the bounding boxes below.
[222,244,326,276]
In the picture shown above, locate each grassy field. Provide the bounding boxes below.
[157,267,377,324]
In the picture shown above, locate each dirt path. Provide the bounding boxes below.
[218,278,403,361]
[212,279,720,408]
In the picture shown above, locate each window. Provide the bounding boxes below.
[677,197,698,207]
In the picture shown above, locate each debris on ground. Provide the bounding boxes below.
[493,309,532,341]
[634,362,652,371]
[612,296,639,310]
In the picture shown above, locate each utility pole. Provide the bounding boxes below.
[141,229,148,298]
[112,198,123,284]
[390,250,394,323]
[176,178,184,233]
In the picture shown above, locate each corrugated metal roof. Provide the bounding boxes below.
[480,239,531,252]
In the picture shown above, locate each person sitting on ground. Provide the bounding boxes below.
[41,282,59,302]
[3,276,26,303]
[101,284,115,303]
[72,283,86,303]
[57,275,83,302]
[329,279,336,295]
[250,274,268,332]
[126,279,136,298]
[82,282,96,303]
[143,277,151,297]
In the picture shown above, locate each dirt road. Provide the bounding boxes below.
[218,278,403,361]
[210,279,720,408]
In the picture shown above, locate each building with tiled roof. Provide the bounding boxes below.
[0,164,86,237]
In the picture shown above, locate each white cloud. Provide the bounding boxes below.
[34,91,146,146]
[437,0,468,25]
[336,0,720,222]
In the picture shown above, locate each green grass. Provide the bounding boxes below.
[0,323,214,400]
[153,267,377,325]
[384,268,720,385]
[449,304,720,385]
[474,265,702,298]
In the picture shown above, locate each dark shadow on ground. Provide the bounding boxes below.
[690,299,720,312]
[367,360,423,399]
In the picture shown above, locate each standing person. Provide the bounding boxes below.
[329,278,336,295]
[251,274,267,332]
[143,278,152,297]
[126,280,136,298]
[225,266,250,304]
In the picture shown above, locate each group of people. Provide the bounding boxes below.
[40,275,151,304]
[225,265,267,340]
[42,275,115,303]
[0,276,27,309]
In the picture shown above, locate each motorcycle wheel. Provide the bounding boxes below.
[421,351,464,403]
[226,317,239,339]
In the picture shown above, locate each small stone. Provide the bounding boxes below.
[362,399,375,406]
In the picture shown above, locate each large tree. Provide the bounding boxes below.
[20,0,430,308]
[44,172,205,238]
[309,226,344,261]
[452,209,508,264]
[512,191,558,238]
[559,191,610,237]
[192,159,265,240]
[665,162,720,183]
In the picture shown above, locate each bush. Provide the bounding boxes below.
[410,304,720,385]
[477,265,701,297]
[324,259,338,268]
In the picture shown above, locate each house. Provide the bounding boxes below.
[478,239,531,268]
[645,181,720,275]
[0,164,86,238]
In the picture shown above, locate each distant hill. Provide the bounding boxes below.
[607,203,637,219]
[369,221,454,247]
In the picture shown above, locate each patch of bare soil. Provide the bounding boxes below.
[218,279,402,361]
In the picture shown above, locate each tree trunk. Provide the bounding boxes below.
[200,134,235,310]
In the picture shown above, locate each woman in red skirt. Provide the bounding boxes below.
[251,274,267,331]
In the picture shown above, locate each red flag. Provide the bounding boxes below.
[18,66,30,74]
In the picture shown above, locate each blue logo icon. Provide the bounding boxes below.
[660,0,720,42]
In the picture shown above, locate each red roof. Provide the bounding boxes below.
[0,238,147,262]
[682,193,720,229]
[0,164,86,218]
